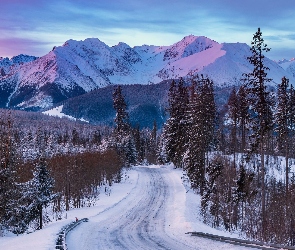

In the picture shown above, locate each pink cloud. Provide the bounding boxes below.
[0,38,54,58]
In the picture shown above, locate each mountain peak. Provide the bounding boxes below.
[163,35,219,61]
[11,54,38,64]
[62,38,106,49]
[112,42,131,50]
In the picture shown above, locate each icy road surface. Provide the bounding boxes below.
[67,165,252,250]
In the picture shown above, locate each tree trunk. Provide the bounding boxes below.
[39,204,43,229]
[261,142,266,239]
[200,150,206,196]
[286,141,289,206]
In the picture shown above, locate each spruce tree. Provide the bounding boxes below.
[183,75,216,195]
[289,85,295,158]
[132,125,142,162]
[145,121,158,164]
[27,156,55,230]
[243,27,273,235]
[112,85,136,166]
[113,85,130,136]
[0,112,24,234]
[201,76,216,154]
[228,87,238,166]
[201,156,223,222]
[235,165,255,227]
[237,85,249,152]
[163,80,177,163]
[184,81,205,191]
[275,77,290,196]
[163,79,189,168]
[174,78,189,167]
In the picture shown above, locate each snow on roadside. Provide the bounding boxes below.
[0,169,138,250]
[162,164,240,238]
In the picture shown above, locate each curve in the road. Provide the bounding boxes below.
[66,166,253,250]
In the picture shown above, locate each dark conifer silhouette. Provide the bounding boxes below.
[243,27,273,237]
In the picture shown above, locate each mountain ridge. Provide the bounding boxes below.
[0,35,294,110]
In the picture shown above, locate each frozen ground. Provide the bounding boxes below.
[0,165,255,250]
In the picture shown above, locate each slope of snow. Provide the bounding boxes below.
[158,42,226,80]
[163,35,218,62]
[43,105,89,122]
[43,105,75,119]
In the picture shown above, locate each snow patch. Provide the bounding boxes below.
[43,105,75,120]
[42,105,89,122]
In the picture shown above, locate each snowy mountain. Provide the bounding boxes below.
[0,54,38,77]
[278,58,295,79]
[0,35,293,110]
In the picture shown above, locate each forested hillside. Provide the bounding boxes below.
[48,79,232,129]
[60,81,170,128]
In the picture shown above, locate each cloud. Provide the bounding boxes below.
[1,0,295,59]
[0,38,55,58]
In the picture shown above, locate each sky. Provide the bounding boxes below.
[1,0,295,61]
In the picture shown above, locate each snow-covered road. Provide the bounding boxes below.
[67,165,251,250]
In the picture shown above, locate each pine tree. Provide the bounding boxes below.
[237,85,249,152]
[175,78,189,164]
[275,77,290,196]
[112,85,136,165]
[202,76,216,150]
[184,81,203,191]
[132,125,142,162]
[163,79,189,167]
[151,120,157,148]
[122,135,137,166]
[145,121,158,164]
[0,112,23,233]
[113,85,130,136]
[235,165,255,228]
[183,75,216,195]
[228,87,238,166]
[201,155,223,225]
[243,28,273,235]
[289,85,295,158]
[92,130,101,145]
[27,156,56,230]
[156,132,169,164]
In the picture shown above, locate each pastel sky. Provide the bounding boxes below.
[1,0,295,60]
